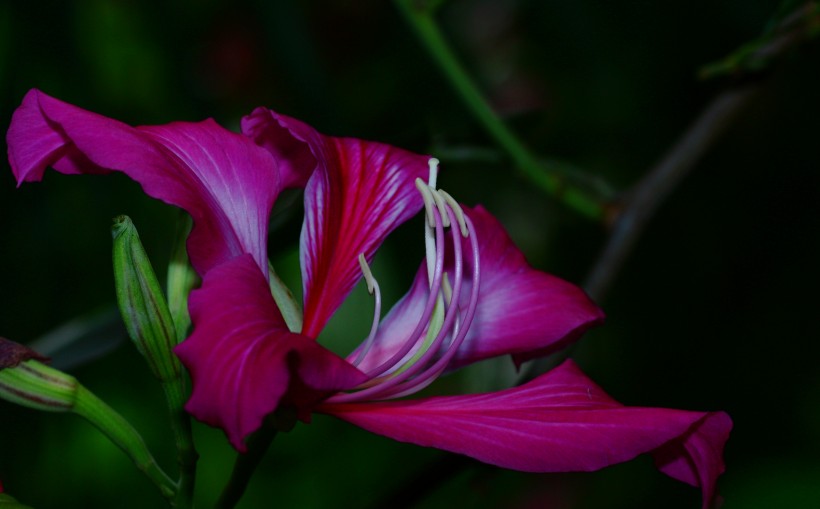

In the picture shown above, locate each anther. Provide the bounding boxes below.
[439,189,469,237]
[353,253,383,367]
[415,178,437,228]
[358,254,376,294]
[430,189,451,228]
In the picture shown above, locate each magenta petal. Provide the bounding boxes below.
[653,410,732,506]
[174,255,367,450]
[351,205,604,372]
[320,360,730,507]
[295,131,431,338]
[7,89,282,275]
[459,206,604,367]
[241,107,316,189]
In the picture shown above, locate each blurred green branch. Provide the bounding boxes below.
[394,0,609,220]
[587,0,820,302]
[700,1,819,79]
[375,2,818,504]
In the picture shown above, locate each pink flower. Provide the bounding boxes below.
[7,90,731,507]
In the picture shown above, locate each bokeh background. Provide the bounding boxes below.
[1,1,819,508]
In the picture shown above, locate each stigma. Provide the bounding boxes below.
[329,158,481,403]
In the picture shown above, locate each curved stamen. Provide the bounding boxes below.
[357,207,448,381]
[430,188,451,228]
[414,178,437,229]
[351,254,382,367]
[343,204,466,401]
[374,213,481,399]
[330,157,482,404]
[439,189,468,238]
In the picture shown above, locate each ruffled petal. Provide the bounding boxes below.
[320,360,730,508]
[653,410,732,506]
[292,124,430,338]
[174,255,367,450]
[241,107,316,189]
[351,205,603,372]
[7,89,283,275]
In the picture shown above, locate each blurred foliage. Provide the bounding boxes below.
[1,0,819,508]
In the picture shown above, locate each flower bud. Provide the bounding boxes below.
[111,215,180,383]
[0,337,77,412]
[1,337,175,497]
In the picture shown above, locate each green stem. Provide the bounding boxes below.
[214,422,279,509]
[73,385,177,501]
[163,381,197,509]
[394,0,605,220]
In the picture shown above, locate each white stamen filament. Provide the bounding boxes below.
[352,254,382,367]
[330,158,481,404]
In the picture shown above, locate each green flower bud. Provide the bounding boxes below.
[0,336,176,500]
[111,215,180,383]
[0,337,77,411]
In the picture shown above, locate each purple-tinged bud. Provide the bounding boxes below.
[0,336,176,499]
[0,337,77,412]
[111,215,181,384]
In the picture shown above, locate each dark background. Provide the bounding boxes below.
[1,1,818,508]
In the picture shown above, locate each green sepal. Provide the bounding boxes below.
[111,215,180,383]
[268,261,303,333]
[166,213,199,342]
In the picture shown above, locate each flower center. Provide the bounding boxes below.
[329,158,481,403]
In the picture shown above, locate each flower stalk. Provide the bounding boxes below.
[214,408,296,509]
[0,338,176,501]
[111,216,197,508]
[72,384,178,501]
